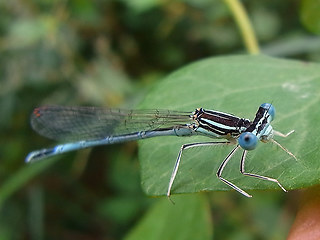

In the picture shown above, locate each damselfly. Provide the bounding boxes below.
[26,103,297,198]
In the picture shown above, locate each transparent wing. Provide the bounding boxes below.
[30,106,192,141]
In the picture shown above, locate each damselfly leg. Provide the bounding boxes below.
[272,130,297,161]
[168,129,297,199]
[167,141,230,201]
[273,130,295,138]
[216,145,253,198]
[240,150,287,192]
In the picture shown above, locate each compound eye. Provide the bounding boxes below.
[238,132,258,151]
[260,103,275,121]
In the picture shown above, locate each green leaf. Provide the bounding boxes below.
[124,194,212,240]
[138,54,320,196]
[300,0,320,34]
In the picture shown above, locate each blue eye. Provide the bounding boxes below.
[238,132,258,150]
[261,103,275,121]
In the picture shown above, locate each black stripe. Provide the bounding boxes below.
[245,106,269,134]
[198,123,241,136]
[202,109,241,124]
[195,108,251,136]
[198,118,233,133]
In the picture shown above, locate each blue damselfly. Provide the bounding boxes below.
[26,103,297,198]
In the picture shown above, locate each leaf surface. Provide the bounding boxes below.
[124,194,212,240]
[138,55,320,196]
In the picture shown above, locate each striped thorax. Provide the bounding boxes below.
[192,108,251,139]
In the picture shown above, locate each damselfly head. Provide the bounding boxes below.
[238,132,258,150]
[260,103,275,122]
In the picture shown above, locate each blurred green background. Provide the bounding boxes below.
[1,0,320,239]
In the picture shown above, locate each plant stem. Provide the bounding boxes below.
[223,0,260,54]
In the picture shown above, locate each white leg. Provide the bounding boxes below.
[167,141,229,202]
[273,130,295,138]
[270,139,297,161]
[216,145,252,198]
[240,150,287,192]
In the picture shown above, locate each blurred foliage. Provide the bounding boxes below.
[0,0,320,239]
[300,0,320,34]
